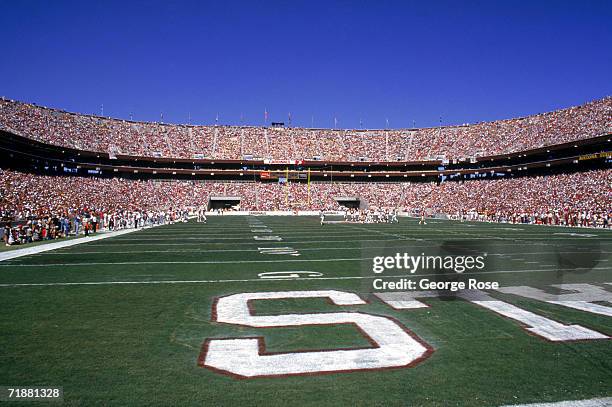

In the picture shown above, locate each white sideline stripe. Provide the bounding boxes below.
[501,397,612,407]
[1,269,611,288]
[0,228,150,262]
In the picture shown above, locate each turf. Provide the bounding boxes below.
[0,217,610,406]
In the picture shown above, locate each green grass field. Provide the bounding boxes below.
[0,217,610,406]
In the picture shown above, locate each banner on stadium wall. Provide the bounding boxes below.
[205,211,250,216]
[260,171,272,179]
[579,151,611,161]
[263,159,304,165]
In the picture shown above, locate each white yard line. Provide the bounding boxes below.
[36,248,611,256]
[94,235,612,243]
[1,267,611,287]
[0,257,372,267]
[39,246,388,255]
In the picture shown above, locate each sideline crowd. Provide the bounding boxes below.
[1,168,610,247]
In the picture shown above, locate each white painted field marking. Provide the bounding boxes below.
[0,228,150,262]
[257,247,300,256]
[547,301,612,317]
[500,396,612,407]
[553,232,597,238]
[249,220,302,256]
[74,237,612,248]
[0,276,369,288]
[40,248,611,256]
[137,229,609,236]
[0,257,371,267]
[1,277,611,290]
[498,284,612,317]
[257,271,323,279]
[253,236,283,241]
[375,290,608,341]
[113,232,386,240]
[92,238,413,246]
[470,298,608,340]
[202,290,430,377]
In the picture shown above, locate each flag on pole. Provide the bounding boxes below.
[307,168,311,206]
[264,108,269,124]
[285,166,289,206]
[216,113,219,124]
[334,117,338,128]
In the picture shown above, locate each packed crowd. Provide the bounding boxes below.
[0,170,195,246]
[1,97,610,161]
[1,169,610,237]
[2,210,189,246]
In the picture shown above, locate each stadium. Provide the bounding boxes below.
[1,2,611,406]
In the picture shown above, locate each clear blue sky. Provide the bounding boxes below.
[1,0,610,129]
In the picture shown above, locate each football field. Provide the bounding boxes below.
[1,217,611,406]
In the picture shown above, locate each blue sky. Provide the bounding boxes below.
[1,0,610,128]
